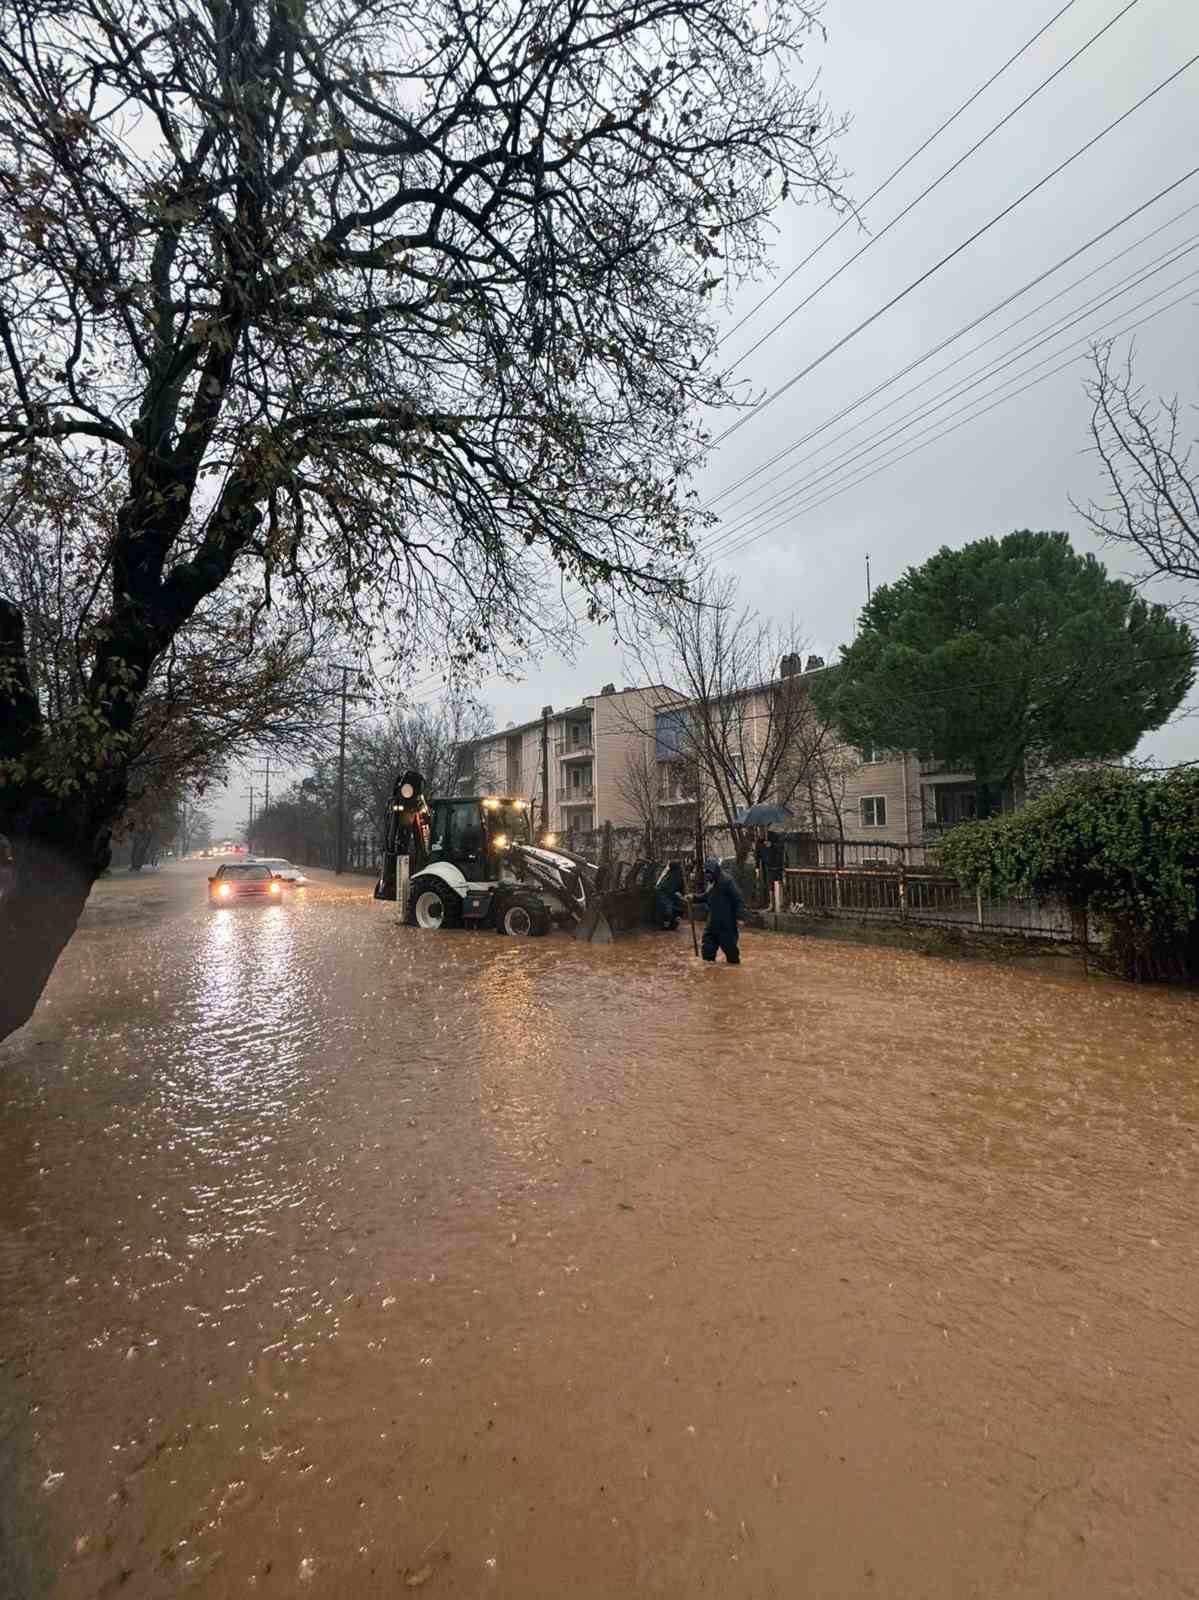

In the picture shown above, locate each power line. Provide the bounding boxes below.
[395,164,1199,713]
[703,277,1199,568]
[707,170,1199,515]
[701,243,1199,556]
[719,0,1085,352]
[724,0,1141,375]
[402,188,1199,714]
[710,49,1199,449]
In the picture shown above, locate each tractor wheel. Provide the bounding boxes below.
[408,877,463,930]
[495,892,551,937]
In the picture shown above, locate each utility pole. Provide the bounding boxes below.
[333,663,355,875]
[541,705,553,840]
[250,757,272,847]
[243,785,256,846]
[865,552,872,605]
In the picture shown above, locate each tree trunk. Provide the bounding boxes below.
[0,812,109,1045]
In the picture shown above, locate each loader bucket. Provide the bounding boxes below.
[574,906,614,943]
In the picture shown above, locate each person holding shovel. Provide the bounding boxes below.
[691,858,745,965]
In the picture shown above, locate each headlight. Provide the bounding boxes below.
[218,883,231,897]
[400,782,415,799]
[270,881,281,893]
[542,833,557,847]
[492,833,508,850]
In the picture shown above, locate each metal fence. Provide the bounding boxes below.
[782,866,1081,943]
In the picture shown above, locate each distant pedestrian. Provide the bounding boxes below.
[753,832,771,905]
[653,861,685,930]
[694,858,745,965]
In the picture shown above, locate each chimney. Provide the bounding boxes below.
[778,653,801,678]
[541,705,553,718]
[600,683,616,695]
[804,654,825,672]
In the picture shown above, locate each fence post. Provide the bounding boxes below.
[898,862,907,922]
[772,876,781,930]
[975,887,984,929]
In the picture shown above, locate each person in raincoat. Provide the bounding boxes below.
[653,861,686,930]
[693,858,745,964]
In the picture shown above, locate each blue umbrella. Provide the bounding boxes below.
[734,802,794,826]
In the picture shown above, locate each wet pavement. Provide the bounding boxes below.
[1,859,1198,1599]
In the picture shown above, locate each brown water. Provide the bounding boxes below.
[1,861,1197,1599]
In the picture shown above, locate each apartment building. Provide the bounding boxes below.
[457,662,1020,851]
[651,661,1017,851]
[455,683,673,840]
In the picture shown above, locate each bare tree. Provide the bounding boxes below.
[0,0,844,1038]
[1076,341,1199,623]
[614,743,662,858]
[252,692,490,858]
[0,452,340,828]
[623,571,829,861]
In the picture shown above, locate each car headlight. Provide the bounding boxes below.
[218,883,231,897]
[270,880,281,893]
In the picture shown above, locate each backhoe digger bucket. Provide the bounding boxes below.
[574,905,614,943]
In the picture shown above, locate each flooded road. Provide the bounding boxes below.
[1,860,1198,1599]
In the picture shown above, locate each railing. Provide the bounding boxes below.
[556,740,593,760]
[557,785,595,803]
[781,865,1081,943]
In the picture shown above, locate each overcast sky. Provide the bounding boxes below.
[215,0,1199,835]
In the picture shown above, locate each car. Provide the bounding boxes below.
[208,863,285,904]
[244,857,311,887]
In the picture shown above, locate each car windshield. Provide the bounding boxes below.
[257,859,291,869]
[218,864,272,880]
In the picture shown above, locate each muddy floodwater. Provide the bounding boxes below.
[1,861,1198,1599]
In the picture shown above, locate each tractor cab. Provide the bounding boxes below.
[425,795,531,880]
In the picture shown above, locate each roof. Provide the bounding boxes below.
[456,683,676,750]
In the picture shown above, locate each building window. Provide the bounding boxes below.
[655,709,688,760]
[860,795,887,828]
[934,784,978,827]
[860,744,884,764]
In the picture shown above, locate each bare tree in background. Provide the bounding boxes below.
[1076,341,1199,624]
[614,744,663,858]
[252,693,490,859]
[623,571,830,862]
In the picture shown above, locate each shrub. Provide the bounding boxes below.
[937,767,1199,981]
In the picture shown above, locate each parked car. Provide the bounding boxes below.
[245,857,311,887]
[208,863,284,904]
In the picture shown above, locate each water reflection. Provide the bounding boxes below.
[1,867,1198,1598]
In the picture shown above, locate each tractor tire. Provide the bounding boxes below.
[408,877,463,930]
[495,892,551,938]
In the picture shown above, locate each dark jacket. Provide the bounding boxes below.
[697,868,744,932]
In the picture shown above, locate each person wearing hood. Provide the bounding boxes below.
[693,858,745,965]
[653,860,686,930]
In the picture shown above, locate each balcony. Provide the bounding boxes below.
[658,792,696,807]
[557,741,593,762]
[558,785,595,804]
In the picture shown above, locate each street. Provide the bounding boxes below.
[1,859,1198,1598]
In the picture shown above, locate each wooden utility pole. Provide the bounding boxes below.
[333,664,355,874]
[243,785,256,845]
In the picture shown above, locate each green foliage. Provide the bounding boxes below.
[811,531,1195,789]
[938,766,1199,981]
